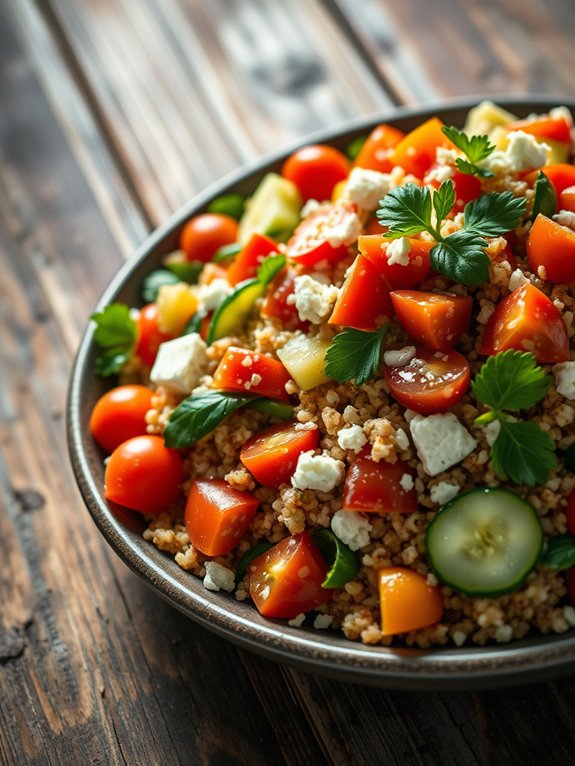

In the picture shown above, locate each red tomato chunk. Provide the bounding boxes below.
[212,347,292,402]
[240,422,319,488]
[343,447,417,514]
[390,290,472,350]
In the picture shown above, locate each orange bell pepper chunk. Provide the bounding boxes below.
[390,290,472,350]
[506,115,571,144]
[353,123,405,174]
[390,117,454,179]
[378,567,444,635]
[328,254,392,331]
[527,213,575,283]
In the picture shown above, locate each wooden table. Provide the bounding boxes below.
[2,1,575,763]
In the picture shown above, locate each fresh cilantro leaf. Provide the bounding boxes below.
[257,253,286,286]
[542,534,575,570]
[532,171,557,220]
[442,126,496,163]
[430,229,490,286]
[91,303,137,376]
[455,158,494,179]
[163,391,254,448]
[472,350,551,412]
[433,180,456,224]
[491,420,556,486]
[208,193,245,220]
[141,269,181,303]
[376,184,433,237]
[464,191,527,237]
[325,326,388,386]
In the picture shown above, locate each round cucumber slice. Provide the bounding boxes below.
[207,278,264,344]
[426,488,543,597]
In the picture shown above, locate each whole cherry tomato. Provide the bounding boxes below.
[179,213,238,263]
[135,304,173,367]
[282,144,350,201]
[90,384,154,453]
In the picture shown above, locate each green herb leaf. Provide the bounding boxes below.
[208,193,246,220]
[491,420,556,486]
[346,135,367,161]
[163,390,254,448]
[532,171,557,220]
[376,183,433,237]
[472,350,551,411]
[430,229,491,285]
[442,126,496,164]
[464,191,527,237]
[180,310,207,336]
[455,158,494,179]
[564,442,575,472]
[542,534,575,570]
[313,529,360,588]
[141,269,181,303]
[213,242,242,263]
[235,542,275,583]
[257,253,286,286]
[164,258,203,284]
[433,180,456,223]
[325,326,388,386]
[248,399,294,420]
[91,303,137,376]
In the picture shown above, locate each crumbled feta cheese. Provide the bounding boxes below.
[291,274,339,324]
[203,561,235,592]
[313,614,333,630]
[325,210,363,248]
[197,278,233,312]
[150,333,208,394]
[426,164,454,184]
[399,473,414,492]
[553,361,575,399]
[452,630,467,647]
[394,428,409,451]
[436,147,459,165]
[429,481,460,505]
[331,509,372,551]
[383,345,416,367]
[504,130,549,171]
[409,413,477,476]
[494,625,513,643]
[300,198,323,218]
[386,236,412,266]
[343,405,361,424]
[291,451,344,492]
[553,209,575,230]
[288,613,306,627]
[343,167,392,211]
[508,268,530,292]
[337,424,367,453]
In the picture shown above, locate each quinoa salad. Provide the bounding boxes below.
[89,101,575,648]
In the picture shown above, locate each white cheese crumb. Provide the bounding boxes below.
[436,147,459,165]
[343,405,361,424]
[291,451,344,492]
[564,606,575,627]
[313,614,334,630]
[291,274,339,324]
[325,210,363,248]
[288,613,306,627]
[504,130,549,172]
[426,164,454,184]
[197,278,233,312]
[343,167,392,211]
[550,106,573,127]
[300,198,323,218]
[484,420,501,447]
[553,209,575,230]
[337,424,367,453]
[409,413,477,476]
[494,625,514,643]
[553,361,575,399]
[452,631,467,647]
[331,510,372,551]
[386,237,412,266]
[399,473,414,492]
[429,481,460,506]
[383,345,416,367]
[203,561,235,592]
[508,268,530,292]
[150,333,208,394]
[476,302,495,325]
[394,428,409,451]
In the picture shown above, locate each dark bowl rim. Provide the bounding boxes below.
[67,94,575,691]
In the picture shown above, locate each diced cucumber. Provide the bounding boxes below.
[238,173,302,244]
[426,488,543,597]
[207,278,264,344]
[276,333,332,391]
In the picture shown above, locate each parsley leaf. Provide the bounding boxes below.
[491,420,556,486]
[442,126,495,178]
[472,350,551,411]
[163,391,254,447]
[91,303,137,376]
[433,180,456,224]
[257,253,286,285]
[325,326,388,386]
[464,191,527,237]
[455,158,494,179]
[430,229,490,286]
[542,534,575,570]
[376,184,433,237]
[532,171,557,220]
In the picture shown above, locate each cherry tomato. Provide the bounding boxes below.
[261,268,309,331]
[390,290,473,350]
[328,254,393,331]
[560,186,575,214]
[240,422,319,488]
[507,115,572,144]
[479,283,569,363]
[286,202,359,266]
[104,435,184,514]
[391,117,453,179]
[282,144,350,201]
[179,213,238,263]
[226,233,279,286]
[212,347,291,402]
[385,346,471,415]
[566,490,575,536]
[343,446,417,514]
[247,532,331,619]
[379,567,444,636]
[135,304,174,366]
[526,213,575,283]
[90,384,154,453]
[449,171,482,211]
[353,123,405,173]
[527,164,575,197]
[358,235,432,289]
[185,479,259,556]
[567,568,575,606]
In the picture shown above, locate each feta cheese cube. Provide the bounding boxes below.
[331,509,372,551]
[553,209,575,230]
[504,130,549,172]
[429,481,460,505]
[342,405,361,424]
[337,424,367,453]
[197,278,232,312]
[409,413,477,476]
[288,613,306,627]
[291,451,344,492]
[290,274,339,324]
[553,361,575,399]
[203,561,235,592]
[383,345,416,367]
[386,237,412,266]
[150,333,208,394]
[343,167,392,211]
[325,211,363,248]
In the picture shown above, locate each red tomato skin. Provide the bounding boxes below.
[529,164,575,197]
[358,236,432,289]
[560,187,575,214]
[282,145,350,201]
[568,568,575,605]
[240,422,319,488]
[185,479,259,556]
[261,268,309,331]
[566,490,575,536]
[353,124,405,173]
[212,347,291,402]
[390,290,473,350]
[479,283,569,364]
[507,116,572,144]
[226,233,279,286]
[104,435,184,514]
[286,202,358,266]
[424,168,482,212]
[135,304,173,367]
[526,214,575,283]
[343,447,417,514]
[90,385,154,453]
[248,532,331,619]
[328,254,393,331]
[179,213,238,263]
[385,346,471,415]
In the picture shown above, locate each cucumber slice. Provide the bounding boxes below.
[238,173,302,245]
[207,278,264,344]
[426,488,543,597]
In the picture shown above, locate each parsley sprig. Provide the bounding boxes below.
[441,126,496,178]
[532,170,557,220]
[377,181,527,285]
[543,534,575,570]
[472,350,556,486]
[325,326,388,386]
[91,303,137,376]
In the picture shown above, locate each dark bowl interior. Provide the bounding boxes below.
[67,96,575,690]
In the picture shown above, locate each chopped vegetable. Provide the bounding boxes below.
[390,290,472,350]
[378,568,444,635]
[90,385,154,453]
[325,326,388,386]
[312,529,360,588]
[91,303,137,376]
[343,447,417,514]
[276,334,332,390]
[240,421,319,488]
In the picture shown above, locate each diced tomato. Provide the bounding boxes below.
[135,304,174,366]
[343,446,417,514]
[185,479,259,556]
[390,117,454,179]
[261,268,309,331]
[363,215,387,236]
[567,568,575,605]
[385,346,470,415]
[353,123,405,173]
[379,567,444,636]
[226,233,279,286]
[479,283,569,363]
[212,347,291,402]
[566,490,575,536]
[507,115,572,145]
[560,186,575,214]
[529,164,575,197]
[247,532,331,619]
[424,167,482,213]
[358,235,432,289]
[390,290,472,350]
[527,213,575,283]
[240,422,319,488]
[328,254,393,331]
[286,202,358,266]
[281,144,351,201]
